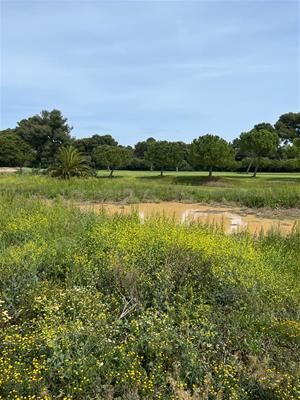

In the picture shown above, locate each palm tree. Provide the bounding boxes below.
[49,146,90,179]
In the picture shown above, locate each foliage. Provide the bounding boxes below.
[281,144,300,160]
[191,134,233,177]
[74,134,118,159]
[15,109,72,168]
[239,129,279,177]
[145,140,172,176]
[0,194,299,399]
[275,112,300,143]
[126,157,150,171]
[1,110,300,173]
[239,156,300,173]
[293,137,300,150]
[0,130,35,168]
[48,146,90,179]
[134,138,156,159]
[170,141,188,171]
[92,145,133,177]
[235,122,276,158]
[254,122,276,133]
[144,140,187,174]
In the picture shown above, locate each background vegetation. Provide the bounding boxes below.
[0,110,299,174]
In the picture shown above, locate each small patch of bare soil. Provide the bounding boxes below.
[239,206,300,220]
[0,167,19,173]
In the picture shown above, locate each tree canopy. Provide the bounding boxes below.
[134,137,156,159]
[169,141,188,172]
[0,130,35,168]
[92,145,132,177]
[275,112,300,143]
[239,128,279,176]
[145,141,188,176]
[191,134,233,177]
[145,141,175,176]
[74,134,118,157]
[15,109,72,167]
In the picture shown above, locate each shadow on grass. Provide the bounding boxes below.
[173,175,232,186]
[96,171,300,184]
[224,173,300,182]
[136,174,237,188]
[174,174,300,185]
[137,175,173,181]
[255,177,300,183]
[96,175,126,180]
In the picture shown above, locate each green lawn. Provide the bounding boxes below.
[0,170,299,208]
[97,170,300,179]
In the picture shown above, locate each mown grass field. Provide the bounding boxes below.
[0,171,300,208]
[0,192,299,399]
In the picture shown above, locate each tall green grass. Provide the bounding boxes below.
[0,172,300,208]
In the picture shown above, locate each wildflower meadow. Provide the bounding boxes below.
[0,193,299,399]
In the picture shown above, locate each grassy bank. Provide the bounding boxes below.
[0,194,299,399]
[0,171,300,208]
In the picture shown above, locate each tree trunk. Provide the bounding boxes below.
[160,168,164,177]
[252,162,259,177]
[208,167,213,177]
[246,158,254,174]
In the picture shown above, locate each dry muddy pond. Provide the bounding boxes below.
[77,202,299,235]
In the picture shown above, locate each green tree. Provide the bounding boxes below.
[134,137,156,170]
[281,143,300,160]
[169,141,188,172]
[15,109,72,167]
[145,140,175,176]
[292,137,300,161]
[0,130,35,169]
[92,145,132,177]
[239,129,279,177]
[74,134,118,156]
[134,137,156,158]
[236,123,276,171]
[275,112,300,144]
[254,122,275,133]
[190,134,233,177]
[49,146,90,179]
[293,137,300,149]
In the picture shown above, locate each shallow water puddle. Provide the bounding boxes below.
[77,202,298,235]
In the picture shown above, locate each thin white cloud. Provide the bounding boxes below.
[1,0,298,143]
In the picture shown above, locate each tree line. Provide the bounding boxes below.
[0,109,299,177]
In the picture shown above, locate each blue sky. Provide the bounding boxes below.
[1,0,299,145]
